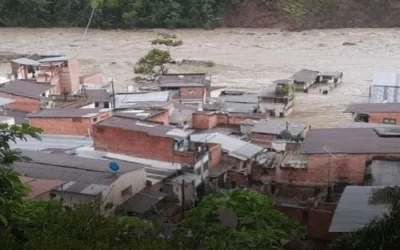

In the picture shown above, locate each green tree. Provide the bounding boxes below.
[175,189,306,250]
[0,124,43,226]
[134,48,171,74]
[151,33,183,53]
[330,186,400,250]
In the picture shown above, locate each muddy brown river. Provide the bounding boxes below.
[1,27,400,127]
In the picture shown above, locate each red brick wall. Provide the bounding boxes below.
[149,110,169,125]
[227,171,248,187]
[93,125,175,162]
[192,112,269,129]
[0,92,41,112]
[250,133,275,146]
[209,143,222,167]
[68,59,80,94]
[79,74,102,84]
[29,111,111,136]
[192,113,218,129]
[263,153,400,186]
[180,87,205,98]
[369,112,400,124]
[29,117,93,136]
[173,151,195,165]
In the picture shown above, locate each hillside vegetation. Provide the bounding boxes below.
[1,0,400,30]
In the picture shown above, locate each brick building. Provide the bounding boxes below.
[27,108,112,136]
[156,73,211,104]
[261,128,400,186]
[93,116,197,163]
[192,111,268,129]
[11,57,81,95]
[345,103,400,125]
[0,80,55,112]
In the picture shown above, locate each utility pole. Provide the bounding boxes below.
[111,78,116,108]
[181,179,185,219]
[323,147,336,202]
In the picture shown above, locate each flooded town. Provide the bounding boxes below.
[1,26,400,250]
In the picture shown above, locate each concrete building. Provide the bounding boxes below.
[0,80,55,112]
[14,150,147,207]
[258,80,295,117]
[27,108,112,136]
[369,72,400,103]
[250,119,309,150]
[190,133,266,188]
[295,128,400,186]
[345,103,400,125]
[114,91,171,109]
[11,57,80,95]
[291,69,319,92]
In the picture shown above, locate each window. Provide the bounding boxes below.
[94,102,99,108]
[104,102,110,108]
[49,193,56,200]
[121,186,132,198]
[93,117,98,122]
[383,118,396,124]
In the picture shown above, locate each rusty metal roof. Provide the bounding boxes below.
[299,128,400,154]
[0,80,54,99]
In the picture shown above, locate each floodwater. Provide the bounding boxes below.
[1,27,400,127]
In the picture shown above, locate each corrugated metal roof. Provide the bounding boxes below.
[329,186,389,233]
[115,92,170,108]
[190,133,263,160]
[369,72,400,103]
[38,56,70,63]
[291,69,319,83]
[216,93,259,104]
[96,116,192,138]
[12,58,41,66]
[27,108,107,118]
[85,89,111,102]
[0,97,15,106]
[169,109,195,124]
[345,103,400,114]
[299,128,400,154]
[20,176,66,199]
[0,80,54,99]
[252,119,307,136]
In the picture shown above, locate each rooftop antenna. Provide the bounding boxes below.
[109,161,120,175]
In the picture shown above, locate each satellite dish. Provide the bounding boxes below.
[109,162,120,173]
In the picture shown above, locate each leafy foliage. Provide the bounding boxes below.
[134,48,171,74]
[175,189,306,250]
[330,186,400,250]
[0,0,243,29]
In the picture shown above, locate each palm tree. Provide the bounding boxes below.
[329,186,400,250]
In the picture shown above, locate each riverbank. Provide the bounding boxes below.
[1,27,399,127]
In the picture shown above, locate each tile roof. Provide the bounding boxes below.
[299,128,400,154]
[251,119,308,136]
[329,186,389,233]
[345,103,400,114]
[0,80,54,99]
[26,108,108,118]
[95,116,192,138]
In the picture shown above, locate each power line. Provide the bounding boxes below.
[75,8,96,58]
